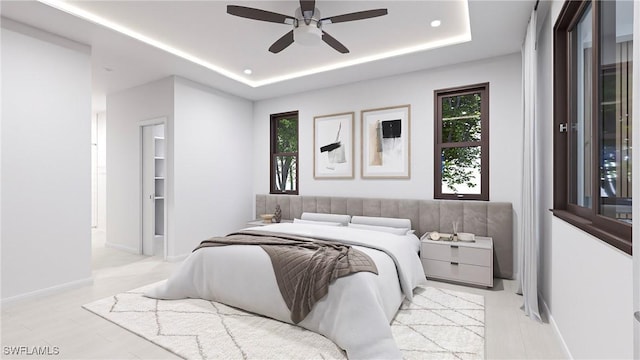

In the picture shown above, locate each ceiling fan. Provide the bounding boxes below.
[227,0,388,54]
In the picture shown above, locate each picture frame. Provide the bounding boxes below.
[361,105,411,179]
[313,112,355,179]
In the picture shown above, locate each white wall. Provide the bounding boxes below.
[106,77,174,254]
[550,219,633,358]
[172,77,254,256]
[537,3,635,358]
[253,53,523,272]
[1,21,92,300]
[253,54,522,204]
[107,77,254,258]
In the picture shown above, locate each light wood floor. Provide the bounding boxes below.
[1,230,567,359]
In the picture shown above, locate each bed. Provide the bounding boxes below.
[145,194,513,359]
[256,194,514,278]
[145,219,426,359]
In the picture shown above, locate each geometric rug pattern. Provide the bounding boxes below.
[83,283,484,360]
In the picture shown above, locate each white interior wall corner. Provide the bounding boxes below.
[105,77,174,255]
[107,76,254,259]
[172,77,254,256]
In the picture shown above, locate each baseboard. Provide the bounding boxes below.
[539,294,573,360]
[105,241,139,254]
[166,253,189,262]
[1,277,94,306]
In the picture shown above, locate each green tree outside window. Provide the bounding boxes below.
[271,113,298,194]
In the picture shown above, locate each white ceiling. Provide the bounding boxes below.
[1,0,535,107]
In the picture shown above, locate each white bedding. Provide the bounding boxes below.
[145,223,427,359]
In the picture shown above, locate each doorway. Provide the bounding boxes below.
[91,112,107,246]
[141,121,167,259]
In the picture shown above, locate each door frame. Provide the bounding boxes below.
[138,117,168,260]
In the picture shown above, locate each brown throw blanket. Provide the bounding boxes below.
[194,230,378,323]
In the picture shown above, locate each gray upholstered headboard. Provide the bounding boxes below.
[256,194,513,279]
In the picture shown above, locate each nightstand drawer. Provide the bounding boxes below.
[421,259,493,287]
[421,242,492,267]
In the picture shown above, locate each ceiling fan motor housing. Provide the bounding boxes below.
[226,2,386,54]
[294,7,322,45]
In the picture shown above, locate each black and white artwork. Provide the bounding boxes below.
[361,105,411,178]
[314,112,354,179]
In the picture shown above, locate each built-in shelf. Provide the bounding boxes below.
[154,135,165,238]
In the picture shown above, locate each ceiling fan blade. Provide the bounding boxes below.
[300,0,315,25]
[300,0,315,15]
[227,5,295,24]
[322,9,388,24]
[322,31,349,54]
[269,30,295,53]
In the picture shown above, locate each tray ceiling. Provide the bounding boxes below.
[0,0,535,101]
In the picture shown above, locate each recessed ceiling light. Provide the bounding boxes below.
[243,69,253,75]
[431,20,442,28]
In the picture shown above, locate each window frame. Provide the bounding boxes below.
[270,111,299,195]
[552,0,632,255]
[434,82,490,201]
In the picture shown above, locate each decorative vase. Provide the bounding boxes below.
[274,204,282,223]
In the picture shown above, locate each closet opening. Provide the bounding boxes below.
[140,120,167,259]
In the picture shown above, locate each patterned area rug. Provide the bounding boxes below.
[83,283,484,359]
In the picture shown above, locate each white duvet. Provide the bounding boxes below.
[145,223,427,359]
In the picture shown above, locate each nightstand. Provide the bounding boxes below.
[246,219,292,227]
[420,236,493,288]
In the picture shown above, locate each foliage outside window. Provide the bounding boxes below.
[434,83,489,200]
[553,0,633,254]
[270,111,298,194]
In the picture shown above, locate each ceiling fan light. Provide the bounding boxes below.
[294,23,322,45]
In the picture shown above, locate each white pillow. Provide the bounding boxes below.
[300,212,351,226]
[350,215,411,229]
[347,223,410,235]
[293,218,343,226]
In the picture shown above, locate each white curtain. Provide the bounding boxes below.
[518,8,542,322]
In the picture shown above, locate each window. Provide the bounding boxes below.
[434,83,489,200]
[553,0,633,254]
[270,111,298,194]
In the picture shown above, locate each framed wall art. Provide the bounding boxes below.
[361,105,411,179]
[313,112,355,179]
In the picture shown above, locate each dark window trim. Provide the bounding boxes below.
[270,111,299,195]
[553,0,632,255]
[434,82,490,201]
